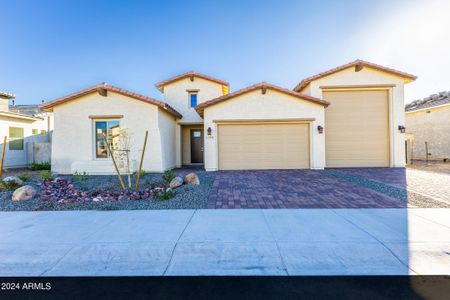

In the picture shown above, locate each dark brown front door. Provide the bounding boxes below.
[190,129,204,163]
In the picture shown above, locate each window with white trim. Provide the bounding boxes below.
[188,91,198,108]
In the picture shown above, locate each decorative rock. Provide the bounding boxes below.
[12,185,37,201]
[3,176,23,186]
[184,173,200,185]
[169,176,183,189]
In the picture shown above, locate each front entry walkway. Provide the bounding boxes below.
[207,170,406,209]
[1,209,449,276]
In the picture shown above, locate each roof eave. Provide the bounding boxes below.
[293,60,417,92]
[195,83,329,115]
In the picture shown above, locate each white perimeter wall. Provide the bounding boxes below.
[0,116,50,167]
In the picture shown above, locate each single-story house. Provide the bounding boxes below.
[41,60,416,174]
[0,91,53,167]
[405,91,450,162]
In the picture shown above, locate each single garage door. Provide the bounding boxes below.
[323,90,389,167]
[218,123,310,170]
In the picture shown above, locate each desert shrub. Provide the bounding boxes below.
[73,171,89,182]
[40,170,52,180]
[138,169,146,178]
[18,173,31,182]
[29,162,51,171]
[163,170,176,182]
[0,179,22,191]
[154,188,175,201]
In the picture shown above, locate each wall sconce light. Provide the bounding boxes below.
[398,125,406,133]
[317,125,324,134]
[207,127,212,136]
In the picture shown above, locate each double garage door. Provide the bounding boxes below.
[218,123,310,170]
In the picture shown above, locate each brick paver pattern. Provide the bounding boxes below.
[207,170,406,209]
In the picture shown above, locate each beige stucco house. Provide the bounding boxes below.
[41,60,416,174]
[0,91,53,167]
[405,91,450,162]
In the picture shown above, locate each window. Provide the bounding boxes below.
[9,127,24,150]
[32,129,38,135]
[40,130,47,135]
[94,120,121,158]
[189,92,198,108]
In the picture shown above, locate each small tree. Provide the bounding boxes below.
[111,128,133,188]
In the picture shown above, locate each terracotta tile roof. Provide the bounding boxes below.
[195,82,330,116]
[406,91,450,112]
[293,59,418,92]
[155,71,229,92]
[40,83,182,118]
[0,91,15,99]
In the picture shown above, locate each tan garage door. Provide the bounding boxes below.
[323,90,390,167]
[218,123,310,170]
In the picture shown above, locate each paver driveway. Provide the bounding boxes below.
[207,169,406,209]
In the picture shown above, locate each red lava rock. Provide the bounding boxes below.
[39,178,166,203]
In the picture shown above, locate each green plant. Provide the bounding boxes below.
[0,179,22,191]
[18,173,31,182]
[73,171,89,182]
[29,162,51,171]
[163,170,176,182]
[138,169,146,178]
[39,170,52,180]
[154,189,175,201]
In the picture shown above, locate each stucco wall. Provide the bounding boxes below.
[406,105,450,160]
[51,91,173,174]
[203,89,326,171]
[158,108,177,170]
[163,77,224,123]
[302,67,408,167]
[0,116,50,167]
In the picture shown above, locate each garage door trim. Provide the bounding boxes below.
[214,118,315,124]
[217,120,313,170]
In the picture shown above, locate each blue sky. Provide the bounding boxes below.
[1,0,449,104]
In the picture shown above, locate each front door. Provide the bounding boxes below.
[190,129,204,163]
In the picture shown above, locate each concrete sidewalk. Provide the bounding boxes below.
[0,209,449,276]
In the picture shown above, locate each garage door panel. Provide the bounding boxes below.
[324,90,389,168]
[218,123,310,170]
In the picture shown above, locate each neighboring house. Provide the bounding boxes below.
[0,91,53,167]
[405,91,450,162]
[41,59,416,174]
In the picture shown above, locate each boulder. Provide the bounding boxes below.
[12,185,37,201]
[3,176,23,186]
[184,172,200,185]
[169,176,183,189]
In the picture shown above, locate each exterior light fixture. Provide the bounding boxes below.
[317,125,324,134]
[398,125,406,133]
[207,127,212,136]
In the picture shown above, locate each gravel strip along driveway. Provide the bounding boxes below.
[325,169,450,208]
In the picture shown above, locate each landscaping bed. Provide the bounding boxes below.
[0,169,215,211]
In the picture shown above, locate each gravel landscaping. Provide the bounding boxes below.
[0,170,215,211]
[323,169,450,208]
